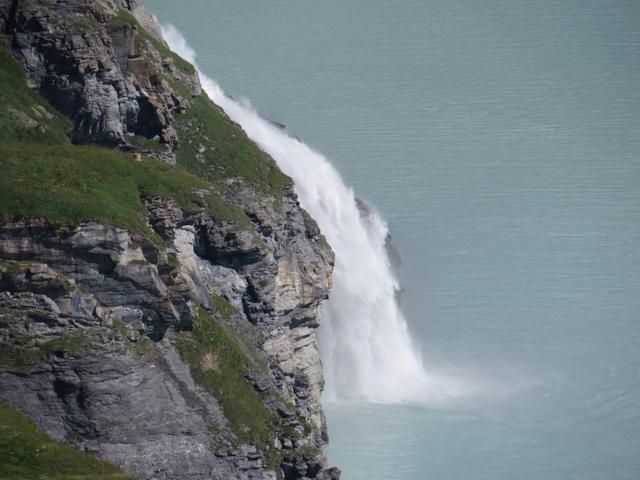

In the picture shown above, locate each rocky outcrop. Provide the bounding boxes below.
[0,0,200,161]
[0,193,336,479]
[0,1,339,479]
[159,181,335,442]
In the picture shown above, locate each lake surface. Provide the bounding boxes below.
[148,1,640,478]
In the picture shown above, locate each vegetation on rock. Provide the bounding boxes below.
[0,401,132,480]
[175,94,290,197]
[0,336,88,373]
[175,300,275,446]
[0,47,259,237]
[0,48,72,145]
[112,10,196,76]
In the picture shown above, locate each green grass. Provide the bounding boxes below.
[0,335,88,373]
[204,193,253,229]
[175,94,290,198]
[175,301,275,446]
[0,11,297,472]
[130,338,152,355]
[0,259,31,278]
[0,140,260,237]
[0,48,72,145]
[210,294,239,319]
[64,13,102,35]
[210,296,269,373]
[111,320,153,356]
[0,400,132,480]
[0,46,205,234]
[112,320,129,338]
[0,142,207,237]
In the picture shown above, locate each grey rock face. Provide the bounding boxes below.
[0,0,199,161]
[0,198,335,479]
[0,289,248,479]
[211,183,335,440]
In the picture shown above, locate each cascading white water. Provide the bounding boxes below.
[162,25,436,404]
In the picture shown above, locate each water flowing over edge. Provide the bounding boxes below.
[161,24,470,405]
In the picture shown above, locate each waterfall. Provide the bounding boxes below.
[162,24,432,404]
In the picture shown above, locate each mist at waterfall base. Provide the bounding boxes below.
[149,1,640,479]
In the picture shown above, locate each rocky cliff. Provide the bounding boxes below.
[0,1,339,479]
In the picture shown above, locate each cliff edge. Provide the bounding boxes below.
[0,1,339,479]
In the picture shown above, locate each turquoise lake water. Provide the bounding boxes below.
[148,1,640,478]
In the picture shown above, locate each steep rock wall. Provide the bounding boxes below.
[0,1,339,479]
[0,192,335,479]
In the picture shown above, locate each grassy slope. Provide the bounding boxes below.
[175,94,289,198]
[0,401,132,480]
[175,298,275,446]
[0,142,208,234]
[0,46,257,234]
[0,48,72,145]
